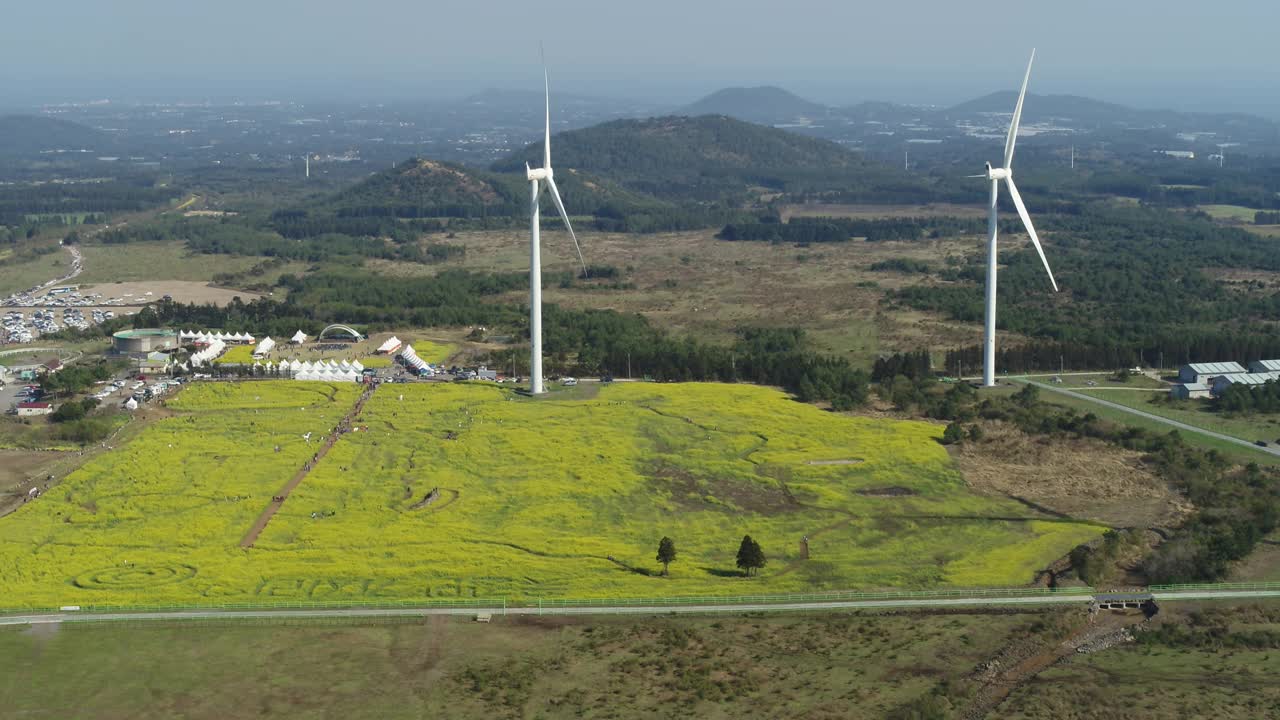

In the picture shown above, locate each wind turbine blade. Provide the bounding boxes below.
[545,175,587,275]
[1005,177,1057,291]
[1004,49,1035,168]
[543,66,551,170]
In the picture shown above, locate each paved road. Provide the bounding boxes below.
[2,588,1278,626]
[1013,378,1280,458]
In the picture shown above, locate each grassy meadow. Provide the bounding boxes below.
[0,381,1102,608]
[0,610,1067,719]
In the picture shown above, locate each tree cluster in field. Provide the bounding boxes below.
[718,216,988,244]
[1256,211,1280,225]
[887,202,1280,372]
[39,361,116,398]
[1215,378,1280,415]
[0,179,177,228]
[49,396,100,423]
[735,535,767,576]
[873,356,1280,585]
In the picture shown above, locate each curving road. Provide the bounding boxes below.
[1013,378,1280,458]
[1,588,1278,626]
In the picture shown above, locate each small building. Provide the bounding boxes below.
[17,401,53,417]
[137,352,171,374]
[1248,359,1280,374]
[1211,372,1280,397]
[1170,382,1210,400]
[40,358,63,375]
[1178,361,1246,384]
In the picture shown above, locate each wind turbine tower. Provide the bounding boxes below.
[305,153,310,179]
[974,50,1059,387]
[525,64,586,394]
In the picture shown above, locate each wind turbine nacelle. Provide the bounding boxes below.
[986,164,1011,181]
[527,165,551,181]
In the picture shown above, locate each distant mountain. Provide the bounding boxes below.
[947,92,1279,133]
[679,86,829,125]
[492,114,914,202]
[0,115,105,156]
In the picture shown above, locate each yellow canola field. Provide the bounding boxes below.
[0,382,1102,607]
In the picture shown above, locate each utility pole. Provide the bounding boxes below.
[627,352,632,379]
[305,154,310,179]
[904,149,908,172]
[1060,355,1064,376]
[1070,145,1074,170]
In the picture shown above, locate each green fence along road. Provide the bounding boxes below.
[4,583,1280,626]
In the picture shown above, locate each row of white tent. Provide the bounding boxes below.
[189,338,227,367]
[181,330,255,344]
[252,362,363,383]
[269,358,365,373]
[254,336,276,357]
[377,336,402,354]
[400,344,434,375]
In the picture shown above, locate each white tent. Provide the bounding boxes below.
[124,397,139,411]
[291,330,308,344]
[377,336,402,354]
[254,336,276,357]
[352,361,364,372]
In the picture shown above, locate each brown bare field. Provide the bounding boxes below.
[0,450,78,518]
[952,423,1192,528]
[780,202,987,221]
[73,280,262,308]
[372,228,989,364]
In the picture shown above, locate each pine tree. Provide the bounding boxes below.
[656,536,677,576]
[736,535,767,577]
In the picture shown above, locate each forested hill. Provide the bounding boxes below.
[491,114,928,203]
[324,157,673,220]
[328,159,520,217]
[0,115,106,156]
[679,86,829,125]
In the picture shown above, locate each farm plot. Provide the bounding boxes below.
[0,382,1102,607]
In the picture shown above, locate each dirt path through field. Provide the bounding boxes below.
[239,382,377,548]
[961,611,1147,719]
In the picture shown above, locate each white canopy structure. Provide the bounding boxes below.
[124,397,139,411]
[189,338,227,367]
[377,336,402,354]
[291,330,308,344]
[400,344,432,374]
[254,336,276,358]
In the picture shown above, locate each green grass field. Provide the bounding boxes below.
[1003,605,1280,719]
[75,242,261,284]
[1076,387,1280,444]
[0,610,1067,719]
[1200,204,1259,222]
[0,381,1103,608]
[211,345,255,365]
[0,247,68,297]
[1020,385,1280,466]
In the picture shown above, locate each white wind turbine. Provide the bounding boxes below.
[976,49,1058,387]
[525,64,586,395]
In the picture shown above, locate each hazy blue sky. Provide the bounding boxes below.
[4,0,1278,114]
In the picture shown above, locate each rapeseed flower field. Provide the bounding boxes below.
[0,382,1102,607]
